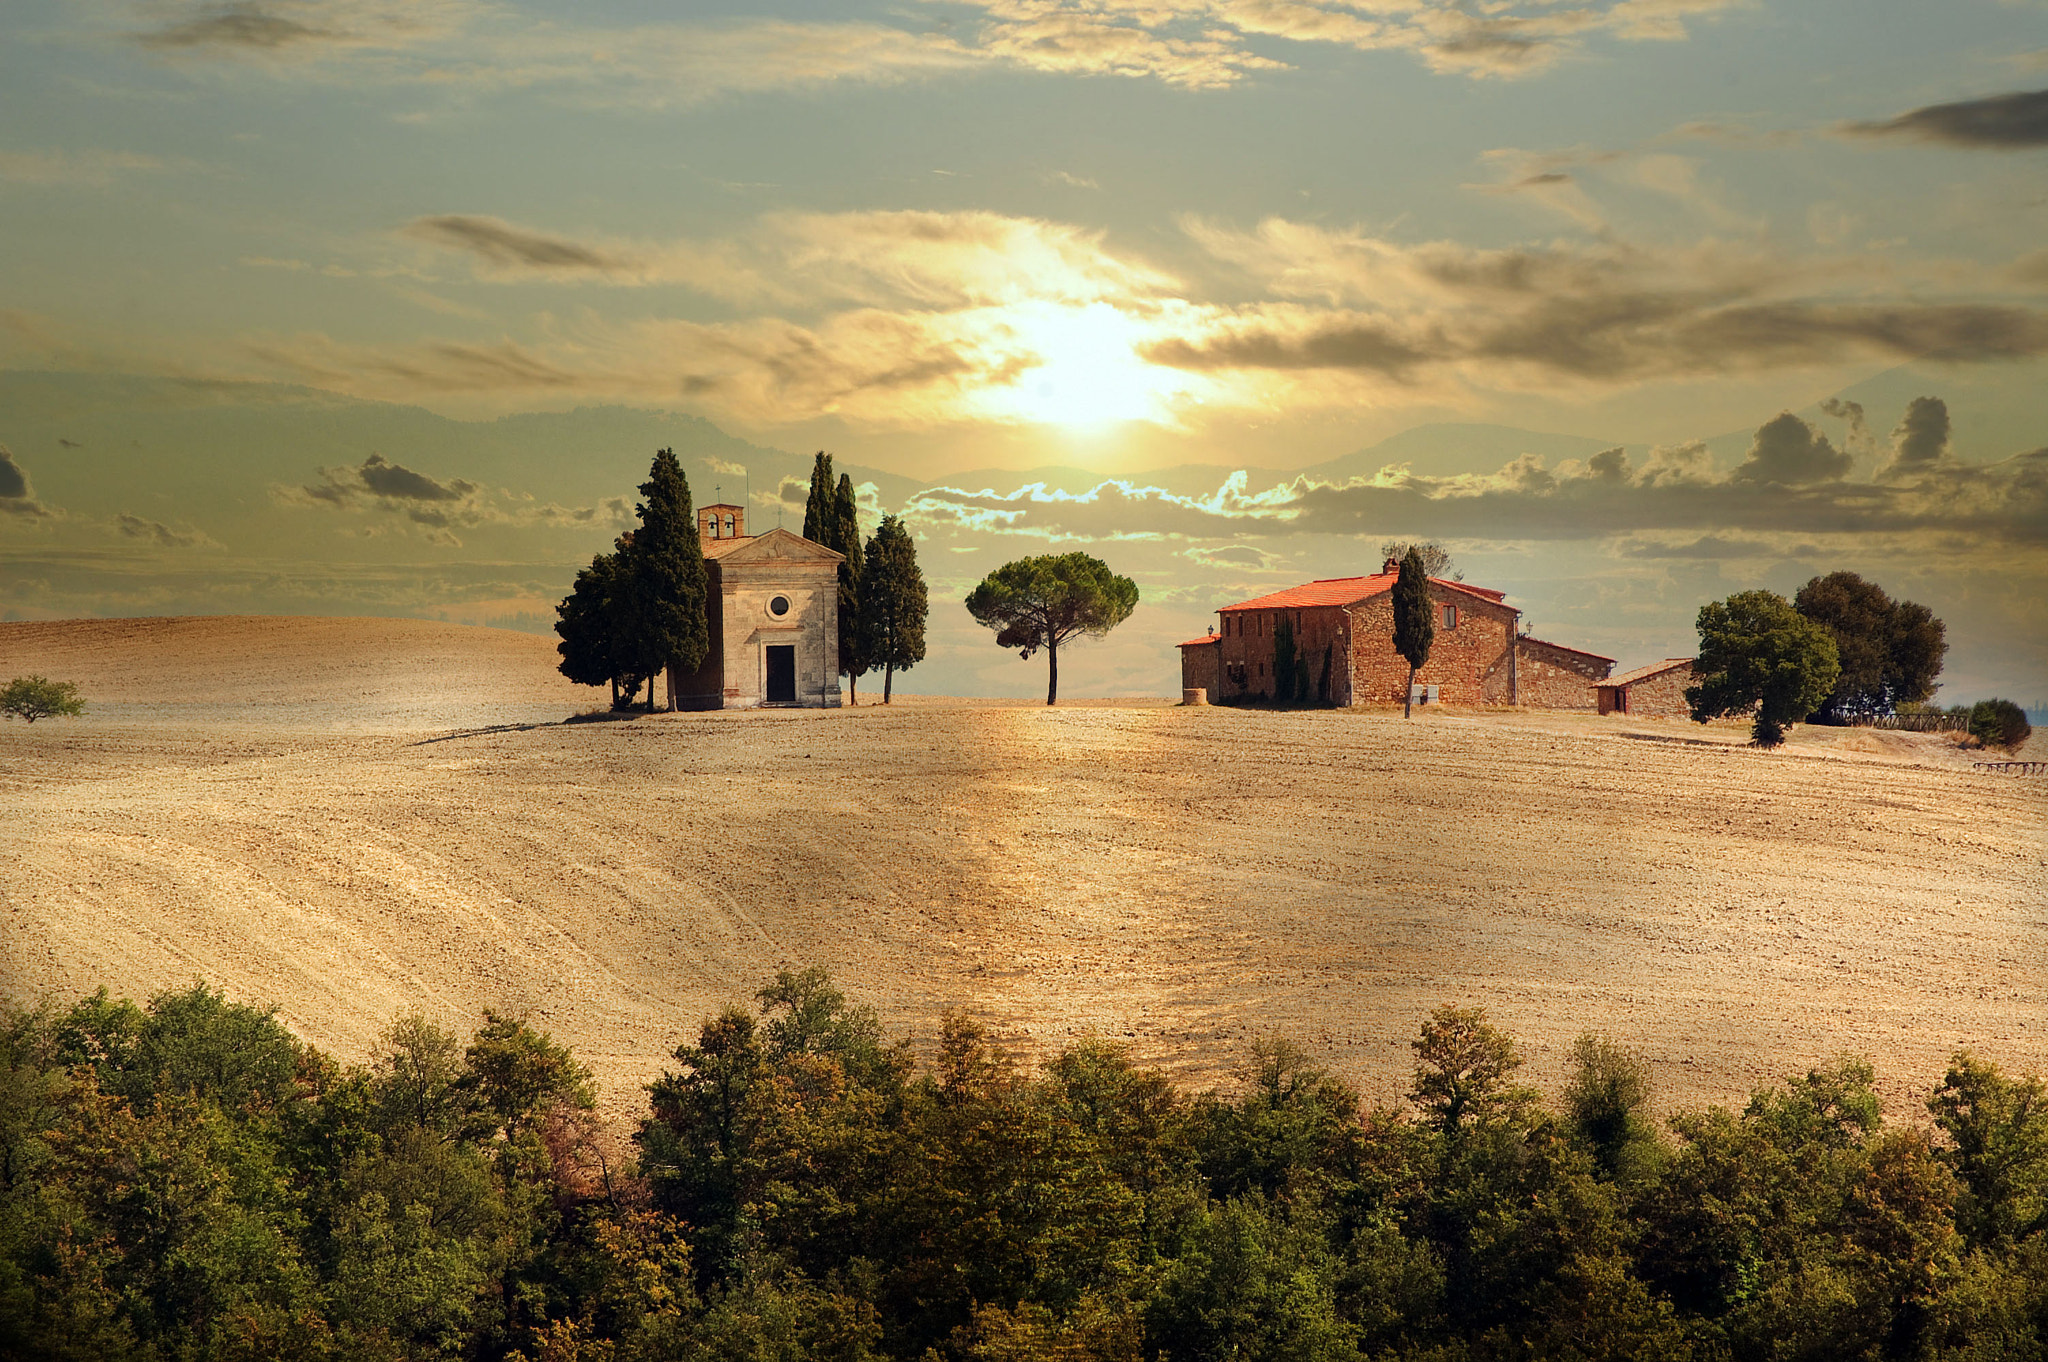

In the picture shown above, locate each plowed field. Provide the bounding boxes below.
[3,616,2041,1127]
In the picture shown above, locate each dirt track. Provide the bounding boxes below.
[2,616,2042,1127]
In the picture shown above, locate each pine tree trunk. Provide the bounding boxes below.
[1047,634,1059,706]
[884,661,894,704]
[1404,662,1415,718]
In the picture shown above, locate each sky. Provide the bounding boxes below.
[1,0,2044,704]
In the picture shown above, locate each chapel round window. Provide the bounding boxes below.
[769,595,790,617]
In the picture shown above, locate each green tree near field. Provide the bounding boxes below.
[1969,699,2032,752]
[554,546,642,708]
[965,552,1139,705]
[554,449,709,711]
[1793,571,1947,721]
[1271,614,1306,705]
[1685,589,1842,747]
[1392,548,1435,719]
[803,454,871,703]
[0,676,84,723]
[625,448,710,712]
[859,515,927,704]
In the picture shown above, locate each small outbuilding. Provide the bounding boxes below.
[668,504,845,710]
[1178,631,1221,697]
[1596,658,1697,719]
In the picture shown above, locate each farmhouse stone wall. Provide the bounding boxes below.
[1508,637,1614,710]
[1620,663,1696,719]
[1181,639,1221,695]
[1215,604,1352,704]
[1347,589,1518,705]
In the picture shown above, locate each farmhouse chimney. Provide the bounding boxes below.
[1382,556,1401,574]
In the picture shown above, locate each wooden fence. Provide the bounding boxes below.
[1856,713,1970,733]
[1973,761,2047,775]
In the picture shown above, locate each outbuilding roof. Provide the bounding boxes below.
[1519,637,1617,664]
[1219,571,1508,614]
[1178,634,1221,648]
[1605,657,1695,688]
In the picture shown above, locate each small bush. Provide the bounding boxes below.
[1969,699,2032,752]
[1,675,85,723]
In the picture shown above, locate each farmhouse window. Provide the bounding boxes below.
[1442,604,1458,629]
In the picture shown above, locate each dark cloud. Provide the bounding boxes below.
[1624,534,1778,559]
[1143,298,2048,384]
[0,445,28,500]
[1731,413,1852,486]
[1886,396,1952,477]
[358,452,475,502]
[404,215,629,274]
[57,437,82,449]
[138,5,337,51]
[1818,397,1875,464]
[1847,88,2048,148]
[0,444,51,519]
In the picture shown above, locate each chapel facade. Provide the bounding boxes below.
[667,504,844,710]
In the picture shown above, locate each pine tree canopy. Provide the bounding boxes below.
[964,552,1138,705]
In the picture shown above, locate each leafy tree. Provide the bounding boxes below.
[622,449,709,712]
[0,676,84,724]
[462,1012,595,1146]
[1685,589,1842,747]
[1970,699,2032,752]
[555,546,639,708]
[858,515,927,705]
[1930,1053,2048,1247]
[1391,548,1435,719]
[1380,541,1457,581]
[1561,1033,1663,1185]
[1794,571,1948,721]
[1408,1005,1530,1137]
[964,553,1139,705]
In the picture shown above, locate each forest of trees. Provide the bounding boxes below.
[4,974,2043,1361]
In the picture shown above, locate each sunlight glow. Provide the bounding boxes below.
[977,301,1199,432]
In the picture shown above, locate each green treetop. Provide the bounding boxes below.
[1686,588,1841,747]
[858,514,928,704]
[965,552,1139,705]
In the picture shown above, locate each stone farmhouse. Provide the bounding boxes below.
[1178,558,1614,707]
[1595,658,1697,719]
[669,504,845,710]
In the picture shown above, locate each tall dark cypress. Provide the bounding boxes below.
[1392,547,1436,719]
[832,473,867,702]
[801,452,833,545]
[629,448,708,711]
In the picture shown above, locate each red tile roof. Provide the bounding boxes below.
[1219,572,1508,613]
[1606,657,1695,688]
[1178,634,1221,648]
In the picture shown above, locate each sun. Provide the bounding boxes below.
[978,301,1195,432]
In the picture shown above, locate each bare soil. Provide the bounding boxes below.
[3,616,2042,1130]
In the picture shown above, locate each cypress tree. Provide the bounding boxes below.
[858,515,928,704]
[801,452,833,544]
[627,448,709,712]
[833,473,867,703]
[1392,547,1435,719]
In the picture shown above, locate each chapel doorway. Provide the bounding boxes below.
[765,645,796,703]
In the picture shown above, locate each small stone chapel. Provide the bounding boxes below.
[668,503,845,710]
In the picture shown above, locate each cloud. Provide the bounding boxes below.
[114,513,222,549]
[0,445,53,519]
[126,0,1745,98]
[1729,413,1852,485]
[1884,396,1952,478]
[1623,533,1780,559]
[402,215,631,276]
[704,457,750,478]
[276,450,626,544]
[1845,88,2048,148]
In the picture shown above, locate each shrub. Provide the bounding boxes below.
[1969,699,2032,752]
[0,675,85,723]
